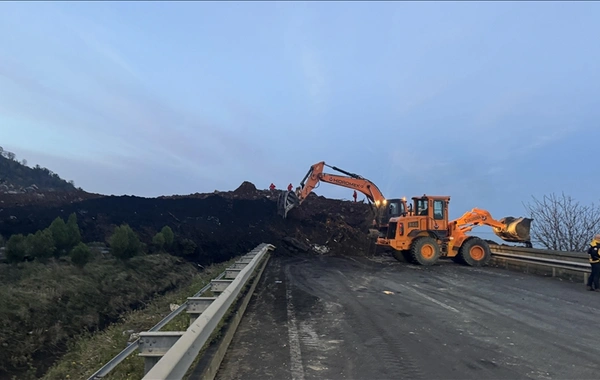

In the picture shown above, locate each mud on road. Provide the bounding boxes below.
[213,253,600,380]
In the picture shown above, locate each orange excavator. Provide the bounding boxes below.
[376,194,533,267]
[278,161,408,235]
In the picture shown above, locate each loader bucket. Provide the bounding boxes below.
[493,217,533,243]
[277,190,299,218]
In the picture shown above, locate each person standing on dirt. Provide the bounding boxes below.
[287,183,293,192]
[269,183,276,191]
[586,233,600,291]
[353,190,357,202]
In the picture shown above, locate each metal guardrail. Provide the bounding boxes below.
[488,244,591,281]
[142,243,275,379]
[88,242,275,380]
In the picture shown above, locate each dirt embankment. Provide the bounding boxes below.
[0,181,377,263]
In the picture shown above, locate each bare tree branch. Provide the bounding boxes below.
[523,192,600,252]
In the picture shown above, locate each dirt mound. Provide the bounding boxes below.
[233,181,258,197]
[0,187,377,264]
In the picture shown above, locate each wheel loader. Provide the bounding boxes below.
[376,195,533,267]
[278,161,408,237]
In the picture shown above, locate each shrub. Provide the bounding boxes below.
[161,226,174,248]
[6,234,27,263]
[152,232,166,251]
[70,243,91,268]
[66,213,82,248]
[108,224,141,260]
[49,217,70,255]
[29,229,56,260]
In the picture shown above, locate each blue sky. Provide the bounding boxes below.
[1,1,599,228]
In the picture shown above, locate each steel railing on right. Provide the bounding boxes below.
[488,244,591,283]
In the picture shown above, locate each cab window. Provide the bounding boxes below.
[416,199,428,216]
[433,200,444,220]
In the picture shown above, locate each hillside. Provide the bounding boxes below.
[0,148,102,207]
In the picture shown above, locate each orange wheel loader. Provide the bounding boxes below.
[376,195,533,267]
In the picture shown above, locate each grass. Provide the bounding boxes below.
[0,250,233,379]
[41,257,238,380]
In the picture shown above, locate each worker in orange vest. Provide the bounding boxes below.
[287,183,293,192]
[353,190,357,202]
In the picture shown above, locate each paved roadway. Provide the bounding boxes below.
[213,253,600,380]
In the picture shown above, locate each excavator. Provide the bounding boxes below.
[277,161,407,236]
[376,194,533,267]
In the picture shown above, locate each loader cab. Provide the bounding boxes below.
[411,195,450,231]
[385,198,406,219]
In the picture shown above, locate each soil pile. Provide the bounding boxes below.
[0,182,378,263]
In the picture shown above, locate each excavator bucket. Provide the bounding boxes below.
[278,190,300,218]
[493,217,533,243]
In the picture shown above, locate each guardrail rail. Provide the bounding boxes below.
[88,242,275,380]
[489,244,591,283]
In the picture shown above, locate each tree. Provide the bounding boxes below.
[109,224,142,260]
[49,217,70,255]
[152,232,166,251]
[6,234,27,263]
[6,152,15,161]
[523,192,600,252]
[21,159,27,166]
[161,226,174,248]
[66,213,82,247]
[70,242,91,268]
[29,229,56,260]
[175,238,198,257]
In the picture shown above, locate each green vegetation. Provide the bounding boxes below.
[5,213,83,264]
[109,224,142,260]
[0,217,222,379]
[41,258,237,380]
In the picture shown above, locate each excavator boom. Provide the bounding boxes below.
[278,161,403,226]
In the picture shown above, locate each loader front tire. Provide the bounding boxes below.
[458,237,491,267]
[410,236,441,266]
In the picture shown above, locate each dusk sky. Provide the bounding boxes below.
[1,1,599,229]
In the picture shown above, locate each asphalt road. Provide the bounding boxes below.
[213,253,600,380]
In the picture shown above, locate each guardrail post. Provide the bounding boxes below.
[210,279,233,295]
[187,297,218,325]
[138,332,184,374]
[225,268,242,279]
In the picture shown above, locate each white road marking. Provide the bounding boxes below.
[286,276,306,380]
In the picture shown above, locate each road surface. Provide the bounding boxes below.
[213,253,600,380]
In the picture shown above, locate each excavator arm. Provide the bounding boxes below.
[278,161,388,219]
[448,208,532,245]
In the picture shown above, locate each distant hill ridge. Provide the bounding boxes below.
[0,146,77,193]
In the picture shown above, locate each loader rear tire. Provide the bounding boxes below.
[458,237,491,267]
[392,249,414,263]
[410,236,441,266]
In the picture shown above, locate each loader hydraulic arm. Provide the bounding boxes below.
[447,207,532,246]
[449,208,507,234]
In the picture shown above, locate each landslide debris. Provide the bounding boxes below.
[1,181,378,263]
